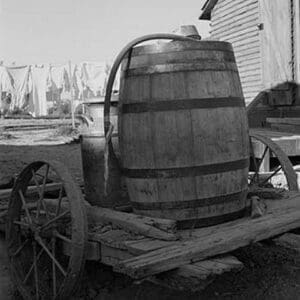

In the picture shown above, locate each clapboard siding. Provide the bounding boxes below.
[211,16,258,35]
[211,2,258,27]
[211,10,258,29]
[242,80,262,87]
[210,0,261,104]
[212,0,257,18]
[212,25,258,41]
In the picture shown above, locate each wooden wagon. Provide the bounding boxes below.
[2,33,300,299]
[0,130,299,299]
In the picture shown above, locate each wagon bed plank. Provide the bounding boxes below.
[90,229,244,292]
[88,225,244,292]
[109,192,300,255]
[115,193,300,279]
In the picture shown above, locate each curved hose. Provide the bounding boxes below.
[103,33,198,134]
[102,34,200,197]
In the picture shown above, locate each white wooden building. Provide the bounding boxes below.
[199,0,300,105]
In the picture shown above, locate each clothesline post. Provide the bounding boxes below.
[68,60,75,129]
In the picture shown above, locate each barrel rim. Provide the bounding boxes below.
[128,40,234,57]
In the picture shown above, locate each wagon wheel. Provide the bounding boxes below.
[6,160,87,300]
[249,132,298,191]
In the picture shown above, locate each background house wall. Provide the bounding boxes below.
[200,0,300,106]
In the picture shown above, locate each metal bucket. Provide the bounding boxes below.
[79,100,127,207]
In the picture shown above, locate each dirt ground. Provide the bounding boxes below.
[0,142,300,299]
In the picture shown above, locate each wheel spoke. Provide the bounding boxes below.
[250,146,270,185]
[13,220,30,227]
[18,190,33,225]
[32,241,39,300]
[249,137,259,184]
[54,231,72,243]
[31,169,50,221]
[259,166,283,186]
[35,236,67,277]
[249,173,256,185]
[55,186,64,217]
[41,210,70,230]
[42,164,50,196]
[11,238,29,257]
[31,170,42,220]
[23,247,44,284]
[257,146,269,172]
[52,237,57,298]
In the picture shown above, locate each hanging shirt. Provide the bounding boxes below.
[28,65,48,117]
[7,66,32,111]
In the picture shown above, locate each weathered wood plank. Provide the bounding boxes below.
[86,206,178,241]
[116,192,300,255]
[43,198,178,241]
[267,118,300,125]
[270,124,300,134]
[89,227,244,292]
[115,196,300,279]
[248,186,287,200]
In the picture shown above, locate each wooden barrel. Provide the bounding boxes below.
[118,40,249,228]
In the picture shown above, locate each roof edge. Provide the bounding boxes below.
[199,0,219,20]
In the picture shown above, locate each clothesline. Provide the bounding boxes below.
[0,61,120,117]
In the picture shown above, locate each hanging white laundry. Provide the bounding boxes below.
[72,64,85,100]
[0,66,13,111]
[7,66,32,111]
[47,65,70,92]
[81,62,107,97]
[0,66,13,94]
[28,65,48,117]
